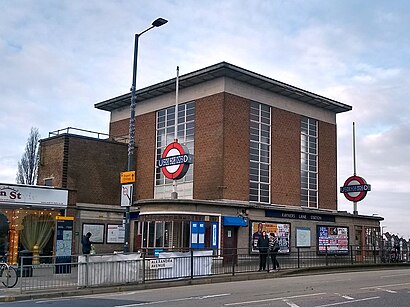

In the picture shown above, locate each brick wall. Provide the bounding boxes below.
[106,93,339,210]
[270,107,301,205]
[194,93,225,199]
[135,112,156,200]
[222,93,250,201]
[38,138,65,187]
[38,135,128,205]
[109,118,129,139]
[318,121,337,210]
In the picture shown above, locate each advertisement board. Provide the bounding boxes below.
[250,221,290,254]
[317,225,349,255]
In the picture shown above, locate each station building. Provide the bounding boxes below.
[38,62,382,258]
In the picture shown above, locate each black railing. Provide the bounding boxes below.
[16,246,409,293]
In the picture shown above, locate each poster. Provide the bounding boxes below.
[296,227,311,247]
[107,224,125,243]
[317,225,349,254]
[82,224,104,243]
[250,221,290,254]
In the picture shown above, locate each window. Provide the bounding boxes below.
[141,220,216,250]
[301,117,318,207]
[155,102,195,199]
[249,102,271,203]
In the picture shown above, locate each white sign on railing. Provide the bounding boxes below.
[149,258,174,269]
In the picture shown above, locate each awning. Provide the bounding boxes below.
[223,216,248,227]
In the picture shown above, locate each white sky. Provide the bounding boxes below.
[1,1,409,238]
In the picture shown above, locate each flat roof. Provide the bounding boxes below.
[95,62,352,113]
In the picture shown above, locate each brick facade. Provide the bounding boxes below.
[270,107,301,206]
[318,121,338,210]
[109,92,339,209]
[222,93,250,201]
[38,135,128,205]
[194,93,225,199]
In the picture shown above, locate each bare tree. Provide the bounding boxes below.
[16,127,40,185]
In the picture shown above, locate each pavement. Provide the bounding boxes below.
[0,263,409,303]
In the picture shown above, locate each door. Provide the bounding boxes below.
[223,226,238,266]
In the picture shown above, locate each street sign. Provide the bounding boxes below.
[120,171,136,183]
[121,184,133,207]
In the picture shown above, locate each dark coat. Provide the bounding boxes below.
[81,235,92,254]
[257,235,269,253]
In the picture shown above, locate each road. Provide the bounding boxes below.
[2,268,410,306]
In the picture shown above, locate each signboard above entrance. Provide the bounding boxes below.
[0,183,68,208]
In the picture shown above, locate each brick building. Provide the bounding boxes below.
[37,129,129,254]
[92,62,382,255]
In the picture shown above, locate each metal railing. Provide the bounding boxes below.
[16,246,409,294]
[48,127,129,143]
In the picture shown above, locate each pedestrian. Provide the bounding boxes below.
[81,232,92,255]
[269,233,280,271]
[257,230,269,271]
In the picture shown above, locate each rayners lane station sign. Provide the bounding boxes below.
[340,175,371,202]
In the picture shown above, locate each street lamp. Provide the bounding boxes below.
[125,17,168,253]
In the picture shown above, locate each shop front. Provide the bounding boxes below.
[0,183,68,264]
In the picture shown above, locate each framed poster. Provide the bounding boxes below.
[296,227,311,248]
[250,221,290,254]
[317,225,349,255]
[107,224,125,243]
[82,223,104,243]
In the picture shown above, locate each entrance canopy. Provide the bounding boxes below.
[0,183,68,209]
[223,216,248,227]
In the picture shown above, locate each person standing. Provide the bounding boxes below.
[257,231,269,271]
[269,233,280,271]
[81,232,92,255]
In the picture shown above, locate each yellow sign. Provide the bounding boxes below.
[120,171,136,183]
[56,216,75,220]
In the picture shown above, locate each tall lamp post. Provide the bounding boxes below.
[125,17,168,253]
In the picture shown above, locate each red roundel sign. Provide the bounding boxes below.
[340,175,371,202]
[157,142,193,180]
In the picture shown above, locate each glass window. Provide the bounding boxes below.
[155,102,195,199]
[301,117,318,208]
[249,102,271,204]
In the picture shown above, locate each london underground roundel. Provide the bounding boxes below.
[157,142,193,180]
[340,175,371,202]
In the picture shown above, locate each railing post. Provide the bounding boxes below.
[190,249,194,280]
[85,255,89,288]
[142,252,146,284]
[232,249,235,276]
[325,246,328,266]
[373,244,377,264]
[297,248,300,268]
[267,250,270,273]
[350,245,354,265]
[19,256,23,294]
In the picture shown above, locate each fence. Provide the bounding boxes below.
[16,246,409,294]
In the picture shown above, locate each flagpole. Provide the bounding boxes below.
[171,66,179,199]
[353,122,358,215]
